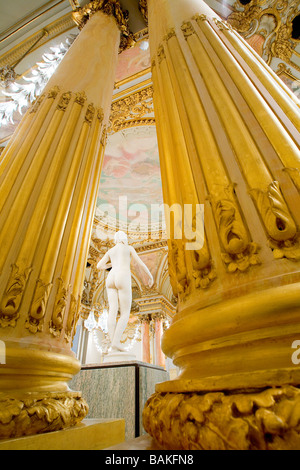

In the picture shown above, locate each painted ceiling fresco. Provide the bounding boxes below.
[115,39,151,84]
[131,249,164,288]
[95,125,165,232]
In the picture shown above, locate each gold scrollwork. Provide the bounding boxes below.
[168,241,187,297]
[100,126,108,147]
[97,107,104,123]
[47,86,60,100]
[0,392,89,440]
[109,86,154,133]
[157,44,166,64]
[49,278,70,337]
[192,13,208,24]
[26,279,53,333]
[85,103,96,125]
[181,22,195,38]
[227,0,300,75]
[75,91,87,107]
[209,186,261,272]
[72,0,135,52]
[227,1,262,34]
[250,180,300,259]
[192,249,217,289]
[57,92,72,112]
[251,181,297,241]
[211,186,250,255]
[221,242,261,273]
[0,264,32,328]
[143,386,300,450]
[212,17,234,32]
[139,0,148,25]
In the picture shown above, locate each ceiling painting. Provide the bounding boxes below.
[115,39,151,85]
[95,125,165,234]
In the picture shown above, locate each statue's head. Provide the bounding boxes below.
[114,231,128,245]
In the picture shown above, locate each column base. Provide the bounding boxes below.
[143,385,300,450]
[0,418,125,450]
[0,391,89,440]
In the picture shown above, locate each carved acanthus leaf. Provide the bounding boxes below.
[143,386,300,450]
[49,278,70,337]
[26,279,53,333]
[72,0,135,52]
[0,264,32,328]
[0,392,89,440]
[109,86,154,133]
[250,181,298,258]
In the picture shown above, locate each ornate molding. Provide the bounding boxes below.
[49,278,69,338]
[209,185,261,272]
[72,0,135,52]
[109,85,154,134]
[143,386,300,450]
[250,181,300,260]
[0,14,76,69]
[139,0,148,25]
[57,91,72,112]
[26,279,53,333]
[65,294,81,343]
[0,264,32,328]
[227,0,300,78]
[0,391,89,440]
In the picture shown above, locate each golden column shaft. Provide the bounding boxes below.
[143,0,300,450]
[0,2,128,439]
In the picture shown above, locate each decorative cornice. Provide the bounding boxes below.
[0,13,75,69]
[72,0,135,52]
[109,84,154,133]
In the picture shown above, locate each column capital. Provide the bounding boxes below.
[72,0,135,52]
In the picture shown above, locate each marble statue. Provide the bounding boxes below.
[97,231,154,356]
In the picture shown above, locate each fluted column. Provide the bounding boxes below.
[0,0,131,439]
[143,0,300,450]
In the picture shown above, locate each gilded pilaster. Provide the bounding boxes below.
[143,0,300,450]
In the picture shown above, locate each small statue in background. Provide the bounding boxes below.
[97,231,153,353]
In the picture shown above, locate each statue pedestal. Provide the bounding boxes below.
[103,351,136,363]
[69,362,169,440]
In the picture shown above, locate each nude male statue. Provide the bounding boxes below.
[97,231,154,352]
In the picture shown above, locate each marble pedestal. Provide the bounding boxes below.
[69,361,169,440]
[103,351,136,363]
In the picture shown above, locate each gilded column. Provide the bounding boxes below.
[0,0,133,439]
[143,0,300,450]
